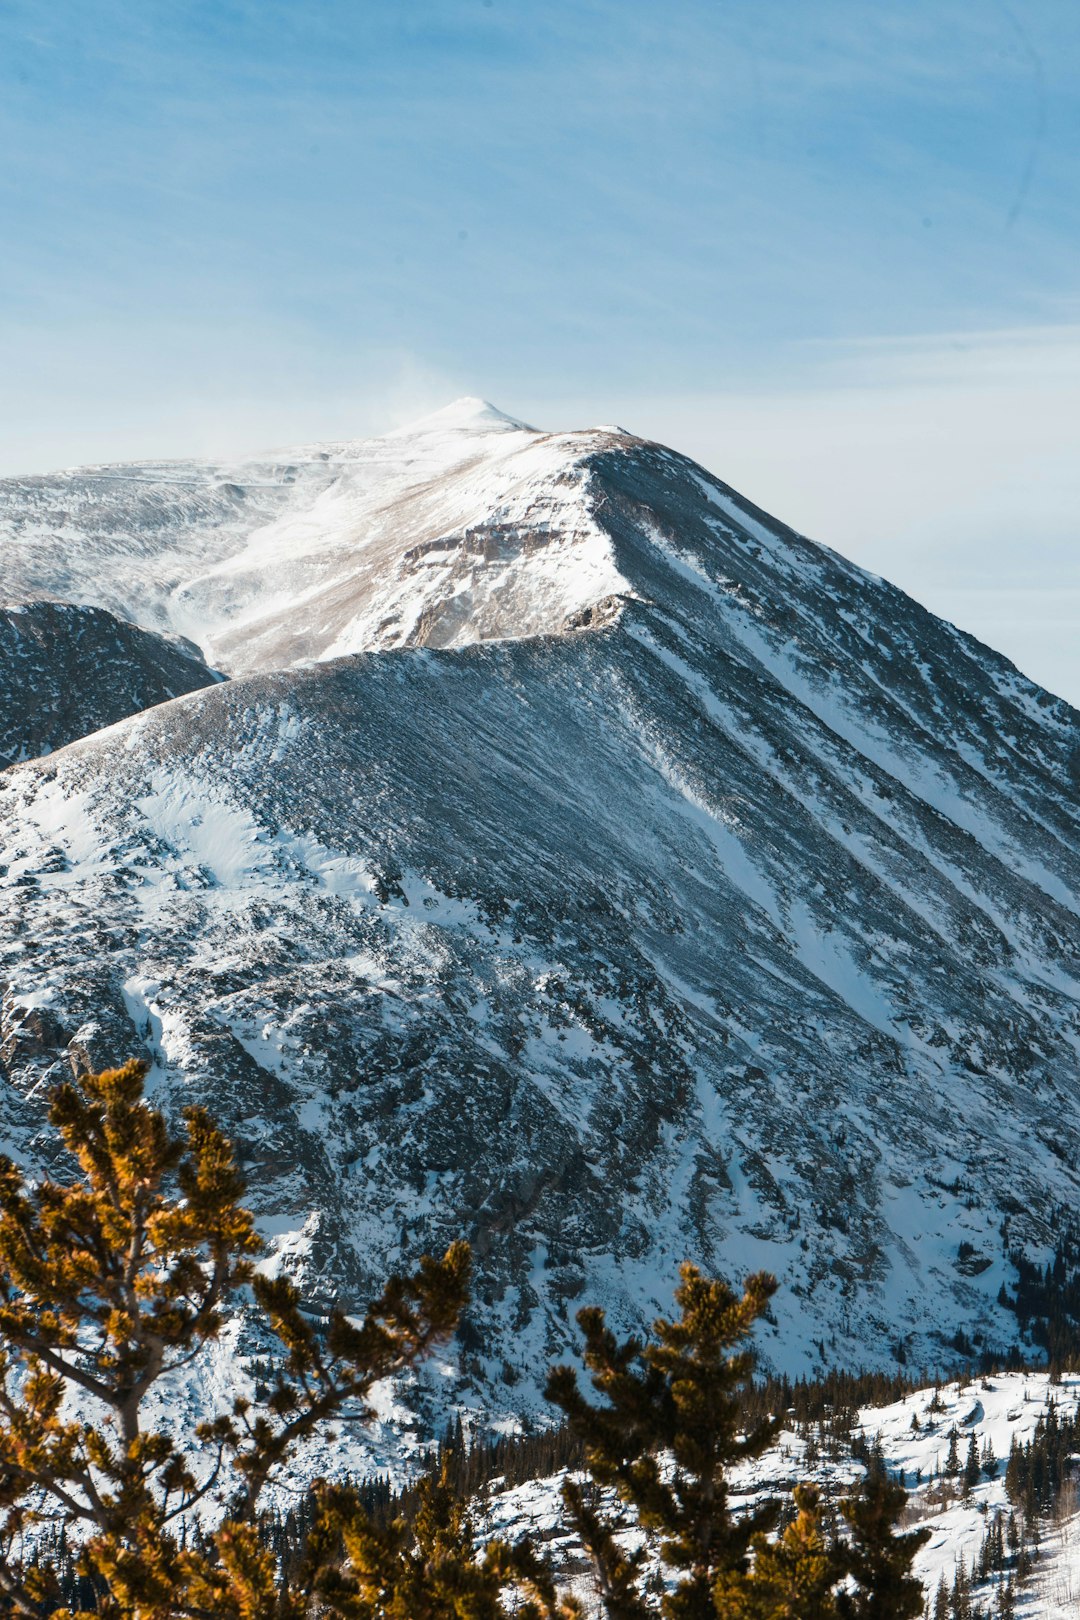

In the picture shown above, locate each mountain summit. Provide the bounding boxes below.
[1,406,1079,1429]
[390,396,536,434]
[0,401,633,675]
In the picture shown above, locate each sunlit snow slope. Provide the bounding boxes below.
[2,402,1079,1415]
[0,399,631,675]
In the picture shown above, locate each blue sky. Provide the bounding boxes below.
[2,1,1078,697]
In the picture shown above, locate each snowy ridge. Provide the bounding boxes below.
[1,403,1079,1449]
[0,399,635,675]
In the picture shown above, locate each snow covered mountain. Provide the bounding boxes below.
[2,400,1079,1416]
[0,399,629,675]
[0,600,217,767]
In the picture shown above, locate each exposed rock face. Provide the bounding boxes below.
[1,405,1079,1430]
[0,600,218,766]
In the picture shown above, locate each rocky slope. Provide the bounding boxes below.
[1,401,1079,1427]
[0,599,218,766]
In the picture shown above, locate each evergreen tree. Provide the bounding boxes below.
[944,1431,961,1478]
[947,1555,970,1620]
[834,1473,929,1620]
[962,1435,980,1498]
[0,1059,492,1620]
[1004,1438,1022,1504]
[307,1459,578,1619]
[550,1267,929,1620]
[547,1267,782,1620]
[1015,1536,1033,1582]
[714,1483,840,1619]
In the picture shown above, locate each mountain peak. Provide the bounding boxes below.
[2,400,1080,1423]
[391,397,536,436]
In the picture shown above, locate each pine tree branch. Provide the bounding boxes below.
[2,1333,117,1410]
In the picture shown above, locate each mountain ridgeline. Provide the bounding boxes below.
[1,399,1078,1436]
